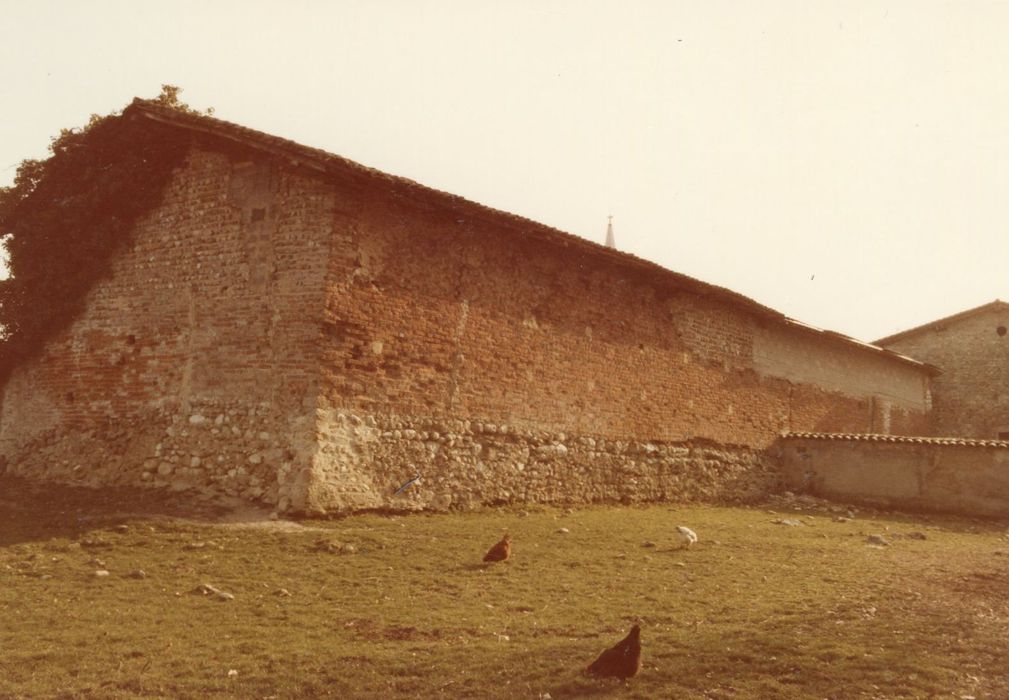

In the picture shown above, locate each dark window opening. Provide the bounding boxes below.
[65,391,75,403]
[997,325,1007,337]
[251,208,266,222]
[126,334,136,346]
[999,431,1009,440]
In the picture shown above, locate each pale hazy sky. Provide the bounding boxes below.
[3,1,1008,341]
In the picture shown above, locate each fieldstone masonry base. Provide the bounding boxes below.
[307,408,781,514]
[5,401,317,513]
[2,403,782,516]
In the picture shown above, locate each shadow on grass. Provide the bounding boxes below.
[455,562,493,572]
[549,677,636,698]
[0,475,230,547]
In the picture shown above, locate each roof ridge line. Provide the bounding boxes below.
[875,299,1009,346]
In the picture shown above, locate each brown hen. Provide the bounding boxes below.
[483,533,511,562]
[586,624,641,680]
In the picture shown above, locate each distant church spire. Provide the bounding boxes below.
[605,215,616,249]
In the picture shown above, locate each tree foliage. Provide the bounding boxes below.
[0,86,200,383]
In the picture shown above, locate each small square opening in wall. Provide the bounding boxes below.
[997,325,1007,337]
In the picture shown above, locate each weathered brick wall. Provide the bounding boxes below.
[0,144,334,510]
[307,183,932,512]
[753,324,930,437]
[0,139,933,515]
[880,307,1009,438]
[753,324,927,409]
[782,435,1009,517]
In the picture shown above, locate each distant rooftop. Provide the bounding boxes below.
[875,300,1009,346]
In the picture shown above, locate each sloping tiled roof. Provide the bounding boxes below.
[784,431,1009,448]
[124,99,937,375]
[875,300,1009,346]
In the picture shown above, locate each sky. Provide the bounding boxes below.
[2,0,1008,342]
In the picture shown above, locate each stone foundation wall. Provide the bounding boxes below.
[305,407,782,514]
[4,400,318,513]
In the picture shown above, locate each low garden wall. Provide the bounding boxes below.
[781,432,1009,517]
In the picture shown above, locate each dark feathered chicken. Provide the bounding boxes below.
[483,534,511,562]
[586,624,641,680]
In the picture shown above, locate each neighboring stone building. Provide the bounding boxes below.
[876,300,1009,439]
[0,100,937,514]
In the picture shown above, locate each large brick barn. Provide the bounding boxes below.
[0,100,937,514]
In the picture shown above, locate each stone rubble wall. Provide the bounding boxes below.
[4,400,317,513]
[305,408,782,514]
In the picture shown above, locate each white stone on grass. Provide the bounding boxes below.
[192,583,235,601]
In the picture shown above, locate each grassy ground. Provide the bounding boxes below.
[1,478,1008,699]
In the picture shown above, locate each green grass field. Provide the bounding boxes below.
[1,477,1007,699]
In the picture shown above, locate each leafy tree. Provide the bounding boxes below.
[0,86,200,384]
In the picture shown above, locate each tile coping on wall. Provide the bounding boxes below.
[784,431,1009,448]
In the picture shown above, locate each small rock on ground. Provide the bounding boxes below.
[191,583,235,601]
